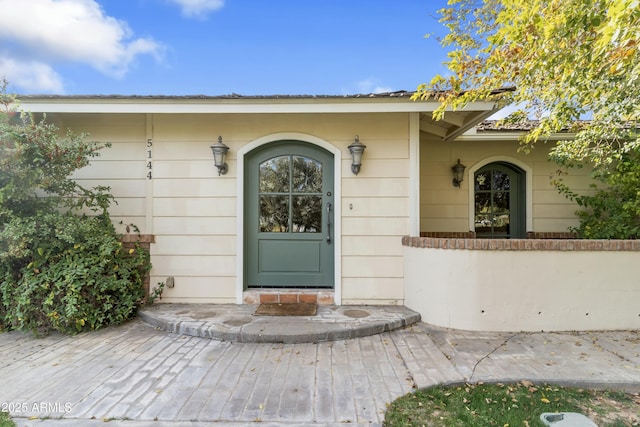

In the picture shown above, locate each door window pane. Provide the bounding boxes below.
[258,154,323,234]
[474,192,493,236]
[260,196,289,232]
[292,156,322,193]
[492,171,510,190]
[475,172,491,191]
[292,195,322,232]
[259,156,290,193]
[475,168,512,238]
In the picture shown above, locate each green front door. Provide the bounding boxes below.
[473,162,526,238]
[245,141,334,288]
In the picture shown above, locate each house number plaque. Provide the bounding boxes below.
[146,138,153,179]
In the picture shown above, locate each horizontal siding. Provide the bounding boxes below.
[149,276,235,300]
[153,178,236,198]
[342,178,409,198]
[107,198,146,216]
[151,255,235,277]
[533,218,579,232]
[342,197,407,217]
[422,218,470,233]
[73,160,145,179]
[341,158,410,178]
[153,160,219,179]
[95,142,147,161]
[151,113,410,142]
[152,235,235,256]
[54,111,415,304]
[60,113,146,143]
[153,197,236,217]
[342,236,404,256]
[75,179,146,198]
[153,217,236,235]
[342,256,403,278]
[341,278,404,301]
[341,217,409,236]
[420,136,593,235]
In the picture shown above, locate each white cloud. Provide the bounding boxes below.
[167,0,224,19]
[355,78,393,94]
[0,0,164,92]
[0,56,64,93]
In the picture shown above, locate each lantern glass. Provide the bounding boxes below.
[347,135,367,175]
[452,159,466,187]
[210,136,229,175]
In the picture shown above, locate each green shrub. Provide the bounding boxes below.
[555,148,640,239]
[0,213,149,335]
[0,79,150,335]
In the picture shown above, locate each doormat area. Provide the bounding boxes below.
[254,302,318,316]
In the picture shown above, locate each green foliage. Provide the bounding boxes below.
[554,149,640,239]
[384,381,639,426]
[147,281,166,304]
[0,79,150,335]
[415,0,640,238]
[0,411,16,427]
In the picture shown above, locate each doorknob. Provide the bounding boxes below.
[326,202,332,244]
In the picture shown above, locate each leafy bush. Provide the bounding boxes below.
[0,79,150,335]
[554,148,640,239]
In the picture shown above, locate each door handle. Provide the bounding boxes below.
[326,202,332,244]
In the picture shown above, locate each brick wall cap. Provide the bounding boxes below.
[403,236,640,251]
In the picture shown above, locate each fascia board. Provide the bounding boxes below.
[16,97,498,115]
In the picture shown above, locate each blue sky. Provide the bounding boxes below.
[0,0,453,96]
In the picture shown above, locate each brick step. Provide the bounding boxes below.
[243,290,334,305]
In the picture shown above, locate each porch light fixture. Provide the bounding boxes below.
[452,158,466,187]
[347,135,366,175]
[210,136,229,176]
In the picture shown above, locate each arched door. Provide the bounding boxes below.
[245,141,334,288]
[474,162,526,238]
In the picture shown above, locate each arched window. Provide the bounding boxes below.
[474,162,526,238]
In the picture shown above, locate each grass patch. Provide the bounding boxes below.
[0,412,16,427]
[384,381,640,426]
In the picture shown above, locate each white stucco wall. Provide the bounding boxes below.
[404,239,640,331]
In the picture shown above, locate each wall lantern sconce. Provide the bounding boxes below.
[452,158,466,187]
[347,135,366,175]
[210,136,229,176]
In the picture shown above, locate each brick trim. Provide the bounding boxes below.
[120,234,155,298]
[420,231,477,238]
[526,231,578,239]
[403,236,640,251]
[120,234,155,243]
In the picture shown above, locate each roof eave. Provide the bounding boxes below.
[15,95,500,115]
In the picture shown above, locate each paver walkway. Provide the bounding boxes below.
[1,318,639,426]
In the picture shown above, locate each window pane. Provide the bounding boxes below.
[475,172,491,191]
[492,192,510,236]
[292,156,322,193]
[259,156,290,193]
[474,193,493,235]
[493,191,510,213]
[492,171,510,190]
[292,195,322,232]
[260,195,289,232]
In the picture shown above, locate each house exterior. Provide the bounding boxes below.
[19,93,640,332]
